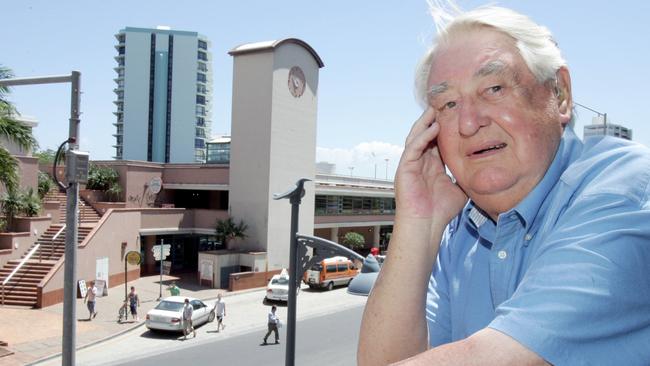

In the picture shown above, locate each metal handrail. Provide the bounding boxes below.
[51,224,66,259]
[2,243,41,306]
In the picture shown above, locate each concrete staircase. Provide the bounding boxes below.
[0,190,100,307]
[44,190,102,223]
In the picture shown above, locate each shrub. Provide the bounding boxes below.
[343,232,365,250]
[20,187,41,217]
[38,171,53,198]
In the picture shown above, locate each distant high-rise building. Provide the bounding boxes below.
[113,26,212,163]
[583,115,632,140]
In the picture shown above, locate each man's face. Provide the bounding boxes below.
[427,27,568,218]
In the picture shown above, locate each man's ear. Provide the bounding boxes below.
[555,67,572,127]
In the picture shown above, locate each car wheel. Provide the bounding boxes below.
[327,282,334,291]
[208,311,216,323]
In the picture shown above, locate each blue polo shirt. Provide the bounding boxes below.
[426,127,650,365]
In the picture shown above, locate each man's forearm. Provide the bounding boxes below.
[358,216,446,365]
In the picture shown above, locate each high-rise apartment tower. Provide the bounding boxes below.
[113,26,212,163]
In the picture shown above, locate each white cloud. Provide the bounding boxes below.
[316,141,404,180]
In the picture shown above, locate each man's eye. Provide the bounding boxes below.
[488,85,502,93]
[444,101,456,109]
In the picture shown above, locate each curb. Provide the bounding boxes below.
[25,287,266,365]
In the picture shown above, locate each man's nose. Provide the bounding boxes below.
[458,100,490,136]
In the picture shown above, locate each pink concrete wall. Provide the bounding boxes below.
[40,210,142,296]
[139,208,192,229]
[192,209,229,230]
[162,165,229,184]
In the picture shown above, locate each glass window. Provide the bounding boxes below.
[195,128,205,138]
[196,105,206,116]
[198,62,207,72]
[196,95,206,105]
[196,117,205,126]
[198,40,208,50]
[195,138,205,148]
[197,84,207,94]
[197,73,206,82]
[326,264,337,273]
[198,51,208,61]
[337,263,348,272]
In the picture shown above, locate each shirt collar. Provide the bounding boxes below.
[463,127,583,230]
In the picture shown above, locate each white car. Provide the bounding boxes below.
[145,296,214,332]
[265,268,295,302]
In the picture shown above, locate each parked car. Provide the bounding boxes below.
[303,256,359,291]
[145,296,214,332]
[265,268,293,302]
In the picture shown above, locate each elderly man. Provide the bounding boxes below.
[359,4,650,366]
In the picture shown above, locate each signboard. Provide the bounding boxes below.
[152,244,171,261]
[126,251,142,266]
[78,280,87,299]
[162,260,172,275]
[148,177,163,194]
[94,279,107,297]
[200,260,213,280]
[96,257,109,294]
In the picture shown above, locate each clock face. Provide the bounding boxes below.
[288,66,306,98]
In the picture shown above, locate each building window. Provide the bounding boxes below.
[315,195,395,216]
[195,149,206,162]
[195,127,205,138]
[206,142,230,164]
[197,73,206,82]
[198,62,207,72]
[198,51,208,61]
[197,84,207,94]
[195,138,205,148]
[196,105,206,116]
[196,117,205,126]
[196,95,206,105]
[198,40,208,50]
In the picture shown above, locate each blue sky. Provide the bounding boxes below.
[3,0,649,179]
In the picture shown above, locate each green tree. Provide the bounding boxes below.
[215,217,248,248]
[19,187,41,217]
[0,65,37,194]
[34,148,58,165]
[0,189,22,231]
[86,164,122,201]
[37,171,53,198]
[343,231,365,251]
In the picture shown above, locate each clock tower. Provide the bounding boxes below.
[228,39,324,270]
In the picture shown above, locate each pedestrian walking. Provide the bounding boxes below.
[213,293,226,332]
[83,281,98,320]
[167,281,180,296]
[263,305,280,345]
[128,286,140,321]
[182,298,195,339]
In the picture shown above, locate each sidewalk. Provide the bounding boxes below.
[0,273,237,366]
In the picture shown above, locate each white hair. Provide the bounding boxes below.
[415,1,567,109]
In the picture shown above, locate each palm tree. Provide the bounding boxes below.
[1,64,36,194]
[215,217,248,249]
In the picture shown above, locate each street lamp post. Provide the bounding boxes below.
[575,101,607,136]
[0,72,83,366]
[384,158,389,180]
[274,179,368,366]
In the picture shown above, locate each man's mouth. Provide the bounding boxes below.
[473,143,507,155]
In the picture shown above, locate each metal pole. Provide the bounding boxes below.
[603,112,608,136]
[286,194,300,366]
[158,239,164,300]
[62,71,81,366]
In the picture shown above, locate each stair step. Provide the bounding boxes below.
[0,298,36,307]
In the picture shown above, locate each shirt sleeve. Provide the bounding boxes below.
[426,226,454,347]
[489,192,650,365]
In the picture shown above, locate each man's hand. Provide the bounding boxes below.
[396,107,467,223]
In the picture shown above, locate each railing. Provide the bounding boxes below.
[49,225,66,261]
[2,243,41,306]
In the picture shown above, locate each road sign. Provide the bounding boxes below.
[152,244,171,260]
[125,251,142,265]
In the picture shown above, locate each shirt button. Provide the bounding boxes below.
[524,234,533,241]
[497,250,507,260]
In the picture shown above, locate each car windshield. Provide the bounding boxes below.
[272,277,289,285]
[311,264,323,271]
[155,301,184,312]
